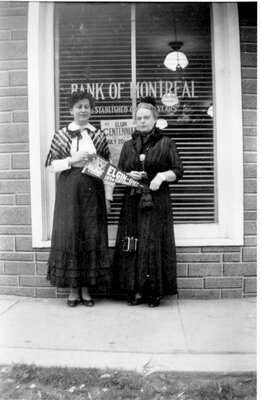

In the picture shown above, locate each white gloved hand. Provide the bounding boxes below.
[129,171,142,181]
[149,173,164,191]
[69,151,90,166]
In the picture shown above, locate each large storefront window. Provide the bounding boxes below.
[56,2,215,226]
[28,2,243,247]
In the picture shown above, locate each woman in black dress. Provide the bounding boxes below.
[45,90,113,307]
[113,97,183,307]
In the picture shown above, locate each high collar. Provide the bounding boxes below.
[132,125,163,154]
[132,126,162,142]
[68,121,96,132]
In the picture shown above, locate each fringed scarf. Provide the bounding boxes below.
[45,125,110,167]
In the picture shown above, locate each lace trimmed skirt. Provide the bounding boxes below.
[47,167,111,288]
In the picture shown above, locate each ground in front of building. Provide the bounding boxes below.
[0,364,257,400]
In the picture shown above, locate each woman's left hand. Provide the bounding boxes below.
[106,199,111,214]
[149,173,163,191]
[129,171,142,181]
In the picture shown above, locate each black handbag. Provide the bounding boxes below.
[139,188,153,210]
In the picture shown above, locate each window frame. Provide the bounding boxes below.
[28,2,244,248]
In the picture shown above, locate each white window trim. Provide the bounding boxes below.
[28,2,56,248]
[28,2,243,248]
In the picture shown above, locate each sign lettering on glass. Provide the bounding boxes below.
[100,119,135,165]
[71,80,196,101]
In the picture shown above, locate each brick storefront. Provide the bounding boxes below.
[0,2,257,299]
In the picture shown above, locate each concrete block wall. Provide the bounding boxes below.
[0,2,257,299]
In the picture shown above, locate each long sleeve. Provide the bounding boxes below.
[104,181,114,201]
[158,170,176,182]
[118,142,128,171]
[48,158,72,173]
[150,137,183,191]
[45,129,71,167]
[168,140,183,182]
[47,129,97,173]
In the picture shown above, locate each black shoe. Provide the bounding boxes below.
[127,296,144,306]
[81,298,94,307]
[148,297,160,307]
[67,299,80,307]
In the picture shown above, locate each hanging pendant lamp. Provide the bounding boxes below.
[161,90,179,107]
[164,40,188,72]
[156,118,168,129]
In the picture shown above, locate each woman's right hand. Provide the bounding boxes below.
[129,171,142,181]
[69,151,90,166]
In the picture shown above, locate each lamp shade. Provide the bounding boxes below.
[207,105,213,117]
[164,51,188,71]
[156,118,168,129]
[161,91,179,107]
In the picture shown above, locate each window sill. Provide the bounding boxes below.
[33,221,244,249]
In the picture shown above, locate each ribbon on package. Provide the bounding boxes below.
[81,154,147,189]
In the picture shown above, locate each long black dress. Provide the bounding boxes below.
[46,126,111,289]
[113,127,183,298]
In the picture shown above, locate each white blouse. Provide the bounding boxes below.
[49,121,114,201]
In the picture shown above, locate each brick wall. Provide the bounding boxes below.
[176,6,257,299]
[0,2,257,299]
